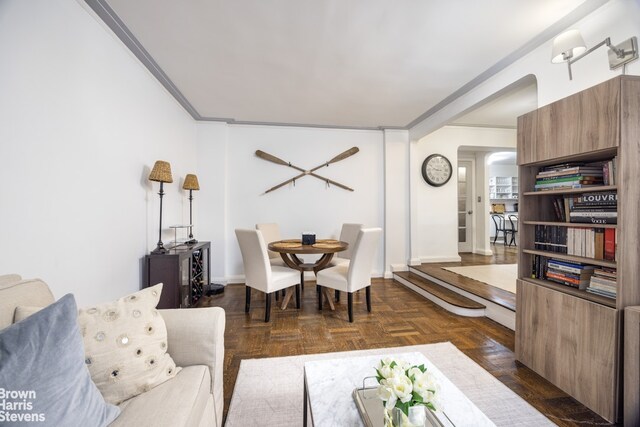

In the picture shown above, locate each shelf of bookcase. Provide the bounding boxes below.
[521,220,617,229]
[520,277,616,308]
[522,185,617,197]
[522,249,617,268]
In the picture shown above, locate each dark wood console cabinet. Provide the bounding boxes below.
[145,241,211,309]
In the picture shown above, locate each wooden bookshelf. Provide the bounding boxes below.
[516,76,640,423]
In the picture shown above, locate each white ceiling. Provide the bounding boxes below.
[101,0,598,129]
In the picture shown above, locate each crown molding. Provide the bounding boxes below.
[86,0,609,131]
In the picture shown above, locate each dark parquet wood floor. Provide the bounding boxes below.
[200,265,613,426]
[460,244,519,265]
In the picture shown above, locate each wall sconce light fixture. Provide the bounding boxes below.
[552,29,638,80]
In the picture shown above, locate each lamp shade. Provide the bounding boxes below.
[149,160,173,183]
[183,174,200,191]
[551,29,586,63]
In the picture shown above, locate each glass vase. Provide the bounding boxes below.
[384,406,426,427]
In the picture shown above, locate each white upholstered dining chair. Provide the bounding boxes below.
[316,227,382,322]
[235,229,300,322]
[256,223,286,267]
[329,223,363,267]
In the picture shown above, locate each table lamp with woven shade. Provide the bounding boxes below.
[149,160,173,254]
[183,174,200,244]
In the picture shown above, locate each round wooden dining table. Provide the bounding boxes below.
[268,239,348,310]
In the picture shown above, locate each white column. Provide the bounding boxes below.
[383,129,410,277]
[474,152,493,255]
[196,122,229,283]
[408,138,423,266]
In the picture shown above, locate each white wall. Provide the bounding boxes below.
[410,127,516,263]
[195,123,385,281]
[489,164,518,178]
[409,0,640,140]
[0,0,198,305]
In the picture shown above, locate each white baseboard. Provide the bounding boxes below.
[419,255,462,263]
[211,277,229,285]
[473,249,493,256]
[386,264,408,278]
[409,258,422,266]
[226,275,245,284]
[391,264,408,272]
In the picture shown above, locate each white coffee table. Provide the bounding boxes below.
[303,352,495,427]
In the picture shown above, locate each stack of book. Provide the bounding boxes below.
[567,227,601,259]
[534,224,615,260]
[534,162,604,191]
[531,255,549,280]
[534,225,567,253]
[551,197,568,221]
[568,191,617,225]
[602,157,617,185]
[587,268,617,298]
[544,258,595,290]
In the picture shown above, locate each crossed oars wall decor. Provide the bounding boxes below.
[255,147,359,194]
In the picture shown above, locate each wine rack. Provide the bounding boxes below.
[145,241,211,308]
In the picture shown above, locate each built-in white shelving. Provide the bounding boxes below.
[489,176,518,200]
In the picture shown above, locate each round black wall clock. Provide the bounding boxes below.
[421,154,453,187]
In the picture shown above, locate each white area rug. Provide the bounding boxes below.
[444,264,517,294]
[226,342,554,426]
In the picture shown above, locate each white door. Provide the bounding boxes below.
[457,160,474,253]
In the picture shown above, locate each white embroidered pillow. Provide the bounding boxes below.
[77,283,180,404]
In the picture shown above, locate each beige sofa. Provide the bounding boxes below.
[0,275,225,427]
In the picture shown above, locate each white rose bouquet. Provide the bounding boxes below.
[374,357,439,425]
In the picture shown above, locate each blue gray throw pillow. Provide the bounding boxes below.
[0,294,120,427]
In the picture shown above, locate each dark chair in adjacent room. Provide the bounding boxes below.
[490,214,508,245]
[507,214,518,247]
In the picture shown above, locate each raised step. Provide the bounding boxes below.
[406,267,516,330]
[394,271,485,317]
[410,265,516,312]
[395,272,485,309]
